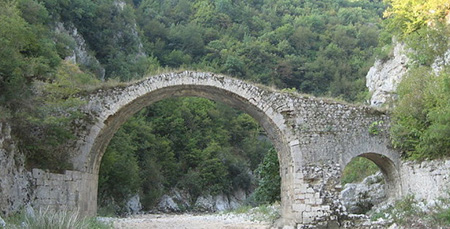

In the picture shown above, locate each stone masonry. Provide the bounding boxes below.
[31,169,97,215]
[66,71,399,226]
[1,71,448,227]
[0,71,450,228]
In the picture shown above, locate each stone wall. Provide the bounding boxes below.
[400,159,450,203]
[31,169,98,216]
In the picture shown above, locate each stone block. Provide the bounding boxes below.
[314,193,320,199]
[35,178,44,186]
[72,171,81,180]
[292,204,305,212]
[316,198,323,205]
[32,169,44,179]
[302,212,314,223]
[306,198,315,205]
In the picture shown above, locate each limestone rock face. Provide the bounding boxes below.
[194,195,215,212]
[55,22,105,79]
[170,189,191,210]
[155,188,248,213]
[126,194,142,215]
[341,172,386,214]
[366,43,409,107]
[0,123,32,216]
[157,195,180,213]
[432,49,450,74]
[214,195,231,212]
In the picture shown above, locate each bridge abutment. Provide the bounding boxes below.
[31,169,97,217]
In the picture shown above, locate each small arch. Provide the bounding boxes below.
[343,152,401,199]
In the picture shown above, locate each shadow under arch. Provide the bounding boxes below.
[343,152,401,199]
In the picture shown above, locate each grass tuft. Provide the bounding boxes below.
[4,207,112,229]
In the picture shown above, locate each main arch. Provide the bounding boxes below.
[45,71,401,226]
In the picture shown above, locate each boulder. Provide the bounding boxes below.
[341,172,386,214]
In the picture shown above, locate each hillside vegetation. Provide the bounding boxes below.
[0,0,386,214]
[385,0,450,160]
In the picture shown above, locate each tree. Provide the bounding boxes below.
[383,0,450,35]
[253,148,281,204]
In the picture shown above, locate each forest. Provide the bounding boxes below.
[0,0,449,215]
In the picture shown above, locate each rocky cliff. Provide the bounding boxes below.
[365,43,409,107]
[366,42,450,107]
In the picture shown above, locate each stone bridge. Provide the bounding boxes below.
[39,71,401,226]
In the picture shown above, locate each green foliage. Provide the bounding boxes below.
[11,62,99,171]
[99,98,274,213]
[4,208,112,229]
[391,66,450,159]
[384,0,450,160]
[341,157,379,185]
[407,22,450,65]
[132,0,385,101]
[383,0,450,36]
[368,120,384,135]
[252,148,281,205]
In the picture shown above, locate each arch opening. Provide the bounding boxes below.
[77,75,294,218]
[97,97,282,215]
[88,85,290,175]
[340,153,400,215]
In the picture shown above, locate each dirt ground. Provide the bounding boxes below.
[108,213,272,229]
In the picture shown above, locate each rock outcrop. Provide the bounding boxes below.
[157,195,180,213]
[156,188,248,213]
[126,194,142,215]
[366,43,409,107]
[55,22,105,79]
[0,123,32,216]
[341,172,386,214]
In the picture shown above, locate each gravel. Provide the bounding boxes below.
[102,212,272,229]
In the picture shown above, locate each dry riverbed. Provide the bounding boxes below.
[107,213,272,229]
[101,206,280,229]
